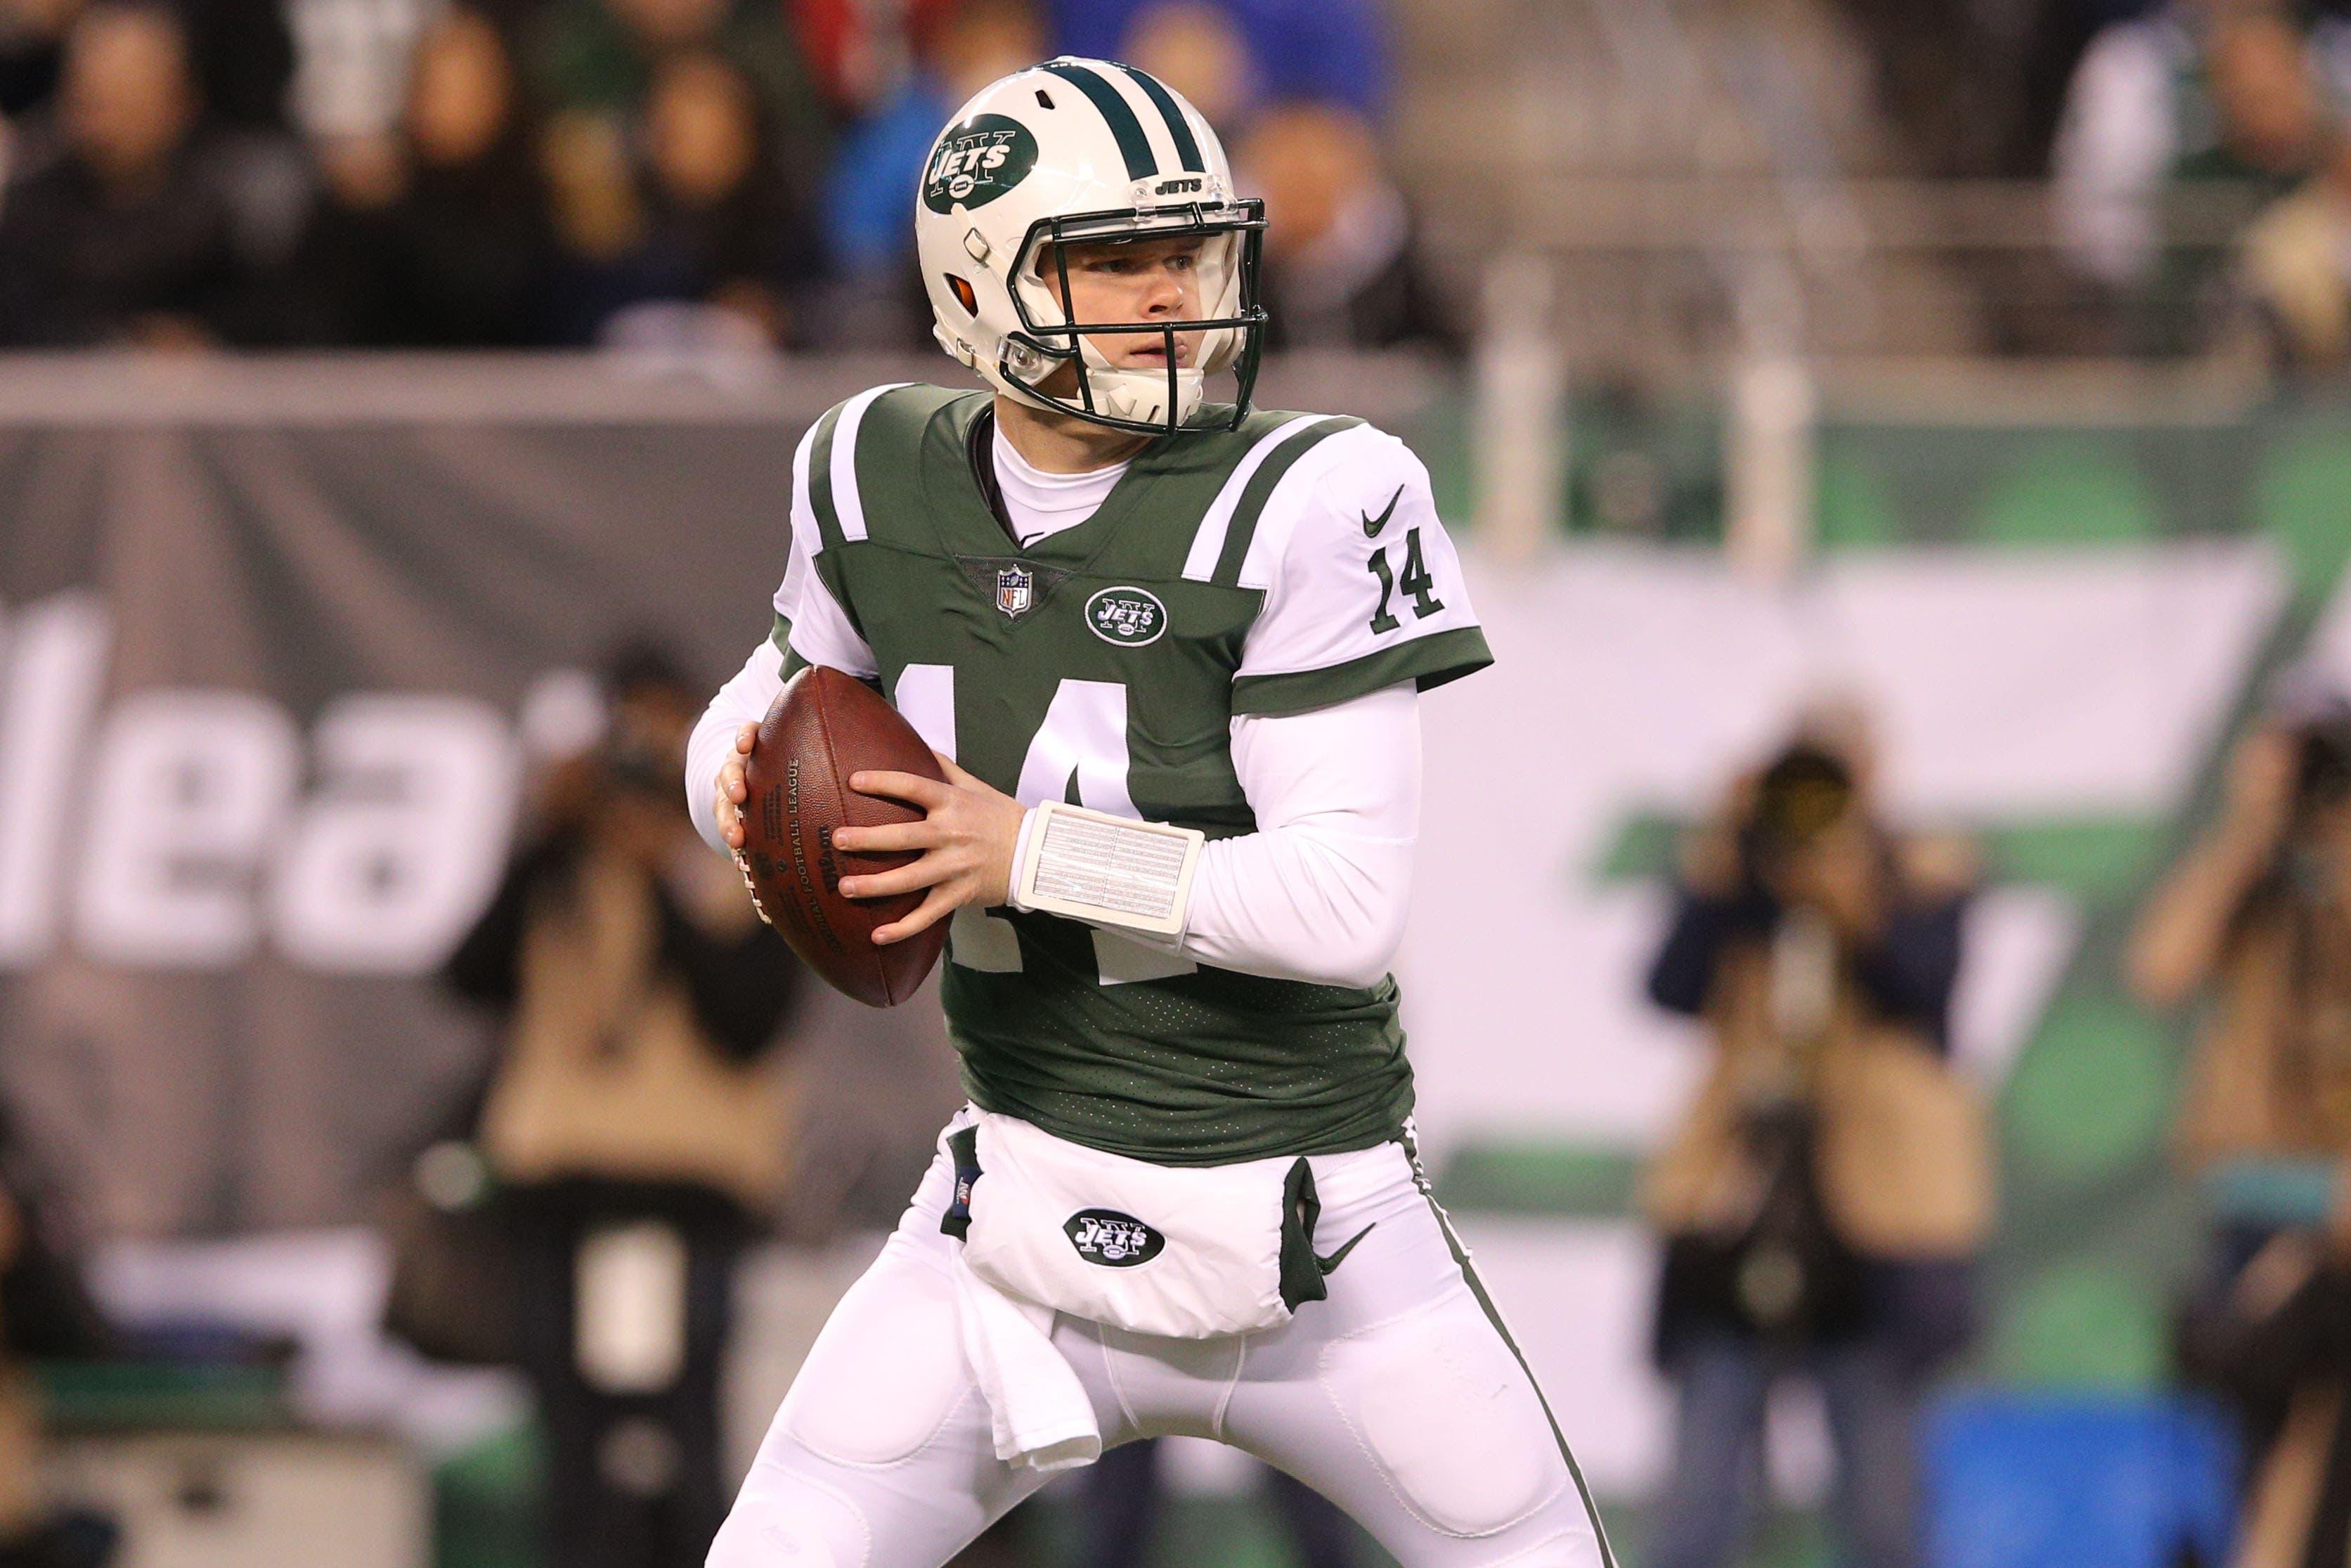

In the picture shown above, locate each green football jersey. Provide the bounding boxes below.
[770,383,1491,1164]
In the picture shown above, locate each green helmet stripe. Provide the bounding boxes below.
[1213,417,1364,585]
[1115,65,1205,173]
[1040,60,1156,181]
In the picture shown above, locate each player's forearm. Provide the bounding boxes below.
[1179,820,1413,987]
[687,637,786,853]
[1009,685,1420,987]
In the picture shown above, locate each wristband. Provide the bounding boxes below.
[1011,801,1203,938]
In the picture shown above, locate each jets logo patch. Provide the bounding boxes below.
[1084,586,1165,647]
[923,114,1038,213]
[1065,1210,1165,1268]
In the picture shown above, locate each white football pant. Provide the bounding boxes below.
[708,1129,1613,1567]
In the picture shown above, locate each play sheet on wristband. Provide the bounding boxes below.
[1018,803,1202,935]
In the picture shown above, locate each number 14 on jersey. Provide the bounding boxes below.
[1367,528,1444,635]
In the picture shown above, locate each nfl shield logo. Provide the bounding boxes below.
[995,566,1035,619]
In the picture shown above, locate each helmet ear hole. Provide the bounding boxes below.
[1035,89,1054,110]
[945,274,978,314]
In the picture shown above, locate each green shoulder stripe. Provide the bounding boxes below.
[1230,626,1495,716]
[805,403,848,552]
[850,384,979,548]
[1211,416,1363,586]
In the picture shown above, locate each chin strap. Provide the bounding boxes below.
[1007,802,1205,938]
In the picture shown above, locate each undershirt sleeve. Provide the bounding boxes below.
[1167,682,1420,988]
[688,417,879,854]
[685,637,785,855]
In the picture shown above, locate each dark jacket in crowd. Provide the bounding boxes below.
[298,150,554,347]
[0,131,297,346]
[1259,228,1463,358]
[1647,882,1967,1054]
[446,829,794,1069]
[1642,829,1990,1369]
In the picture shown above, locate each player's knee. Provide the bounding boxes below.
[783,1276,970,1467]
[1322,1288,1569,1538]
[1474,1527,1610,1567]
[706,1471,869,1568]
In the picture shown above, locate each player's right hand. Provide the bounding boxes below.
[714,722,757,850]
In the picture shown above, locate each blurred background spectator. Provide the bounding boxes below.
[2052,0,2330,350]
[543,47,816,347]
[0,0,306,346]
[0,1120,111,1568]
[817,0,1039,348]
[2134,682,2351,1567]
[444,642,803,1568]
[1047,0,1388,119]
[1643,710,1990,1568]
[528,0,824,347]
[1238,101,1458,354]
[291,6,551,346]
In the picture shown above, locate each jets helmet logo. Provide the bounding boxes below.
[923,114,1038,213]
[1064,1209,1165,1268]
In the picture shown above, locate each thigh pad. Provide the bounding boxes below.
[1320,1284,1569,1539]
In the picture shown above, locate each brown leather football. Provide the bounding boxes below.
[735,665,948,1007]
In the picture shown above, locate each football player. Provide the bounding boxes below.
[687,58,1611,1568]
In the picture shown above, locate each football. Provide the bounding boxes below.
[736,666,949,1006]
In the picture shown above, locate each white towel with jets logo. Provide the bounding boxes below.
[939,1109,1320,1470]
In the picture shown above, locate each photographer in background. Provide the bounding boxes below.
[2132,680,2351,1564]
[444,641,801,1568]
[0,1111,114,1568]
[1643,707,1991,1568]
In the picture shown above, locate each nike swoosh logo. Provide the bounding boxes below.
[1316,1222,1376,1276]
[1360,486,1404,539]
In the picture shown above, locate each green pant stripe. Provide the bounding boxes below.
[1212,415,1361,586]
[1401,1129,1619,1568]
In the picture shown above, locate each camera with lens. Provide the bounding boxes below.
[1739,741,1858,888]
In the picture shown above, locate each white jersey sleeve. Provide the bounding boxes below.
[1229,423,1490,718]
[774,418,880,679]
[685,415,880,854]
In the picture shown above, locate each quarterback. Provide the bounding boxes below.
[687,58,1610,1568]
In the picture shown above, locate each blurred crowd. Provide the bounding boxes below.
[1637,675,2351,1567]
[2052,0,2351,368]
[0,0,1458,354]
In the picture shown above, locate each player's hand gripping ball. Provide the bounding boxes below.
[727,666,950,1006]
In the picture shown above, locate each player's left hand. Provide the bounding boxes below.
[836,753,1025,945]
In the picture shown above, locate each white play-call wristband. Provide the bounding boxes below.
[1011,801,1204,938]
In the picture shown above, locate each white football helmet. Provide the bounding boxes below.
[914,58,1267,435]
